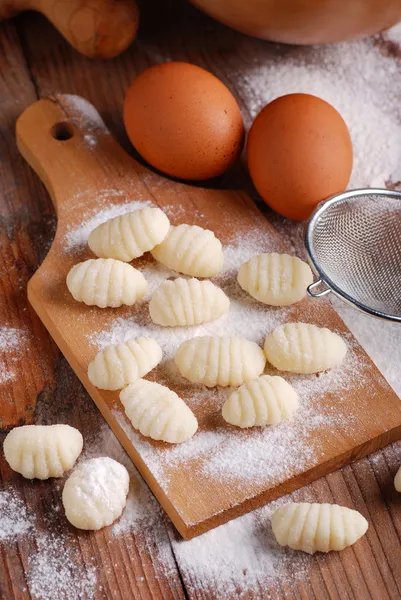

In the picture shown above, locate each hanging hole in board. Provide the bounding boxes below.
[51,122,74,141]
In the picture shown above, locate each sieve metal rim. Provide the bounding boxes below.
[304,188,401,323]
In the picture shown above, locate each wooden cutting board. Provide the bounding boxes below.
[16,94,401,539]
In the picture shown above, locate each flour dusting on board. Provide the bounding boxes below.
[113,343,365,491]
[64,198,151,252]
[89,230,371,497]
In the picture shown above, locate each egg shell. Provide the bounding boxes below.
[247,93,353,220]
[123,62,244,180]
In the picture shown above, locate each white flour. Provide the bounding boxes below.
[0,490,35,542]
[87,227,371,496]
[170,496,309,598]
[0,367,15,385]
[64,198,151,253]
[0,327,26,353]
[113,339,366,492]
[235,30,401,188]
[0,327,27,385]
[27,532,97,600]
[4,25,400,600]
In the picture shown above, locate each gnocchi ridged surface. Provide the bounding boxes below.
[175,335,266,387]
[66,258,147,308]
[237,252,313,306]
[120,379,198,443]
[62,457,129,530]
[264,322,347,374]
[88,207,170,261]
[151,224,224,278]
[149,278,229,326]
[272,502,368,554]
[395,466,401,492]
[88,338,162,390]
[3,424,83,480]
[222,375,299,428]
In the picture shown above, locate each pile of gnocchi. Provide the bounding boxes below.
[4,206,400,552]
[67,207,348,443]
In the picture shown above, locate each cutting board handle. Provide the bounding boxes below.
[16,94,136,218]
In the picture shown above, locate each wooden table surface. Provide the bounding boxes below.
[1,1,401,598]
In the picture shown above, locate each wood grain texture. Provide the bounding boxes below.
[0,0,139,58]
[0,16,185,600]
[15,92,401,540]
[0,1,400,598]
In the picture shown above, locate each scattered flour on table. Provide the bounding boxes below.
[80,424,181,578]
[81,422,311,596]
[0,327,26,384]
[27,532,97,600]
[80,425,164,535]
[0,367,15,385]
[64,198,151,253]
[0,327,26,353]
[235,29,401,188]
[170,497,309,598]
[0,490,35,542]
[382,22,401,46]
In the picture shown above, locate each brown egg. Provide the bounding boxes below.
[247,94,353,220]
[123,62,244,180]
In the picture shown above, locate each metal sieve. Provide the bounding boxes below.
[305,188,401,323]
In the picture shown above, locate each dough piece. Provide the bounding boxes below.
[151,224,224,277]
[88,338,162,390]
[264,322,347,374]
[62,457,129,530]
[120,379,198,443]
[149,278,229,326]
[3,424,83,480]
[175,335,266,387]
[66,258,147,307]
[395,466,401,492]
[222,375,299,428]
[88,207,170,261]
[272,502,368,554]
[237,252,313,306]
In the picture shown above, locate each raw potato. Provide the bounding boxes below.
[120,379,198,443]
[237,252,313,306]
[149,278,229,326]
[3,424,83,480]
[264,322,347,374]
[88,207,170,261]
[62,457,129,530]
[88,338,162,391]
[222,375,299,428]
[272,502,368,554]
[66,258,147,308]
[151,224,224,278]
[395,466,401,492]
[175,335,266,387]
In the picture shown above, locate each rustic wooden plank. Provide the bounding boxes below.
[10,2,401,599]
[0,16,186,600]
[0,20,58,429]
[15,92,401,540]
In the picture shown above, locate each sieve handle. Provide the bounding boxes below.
[307,280,331,298]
